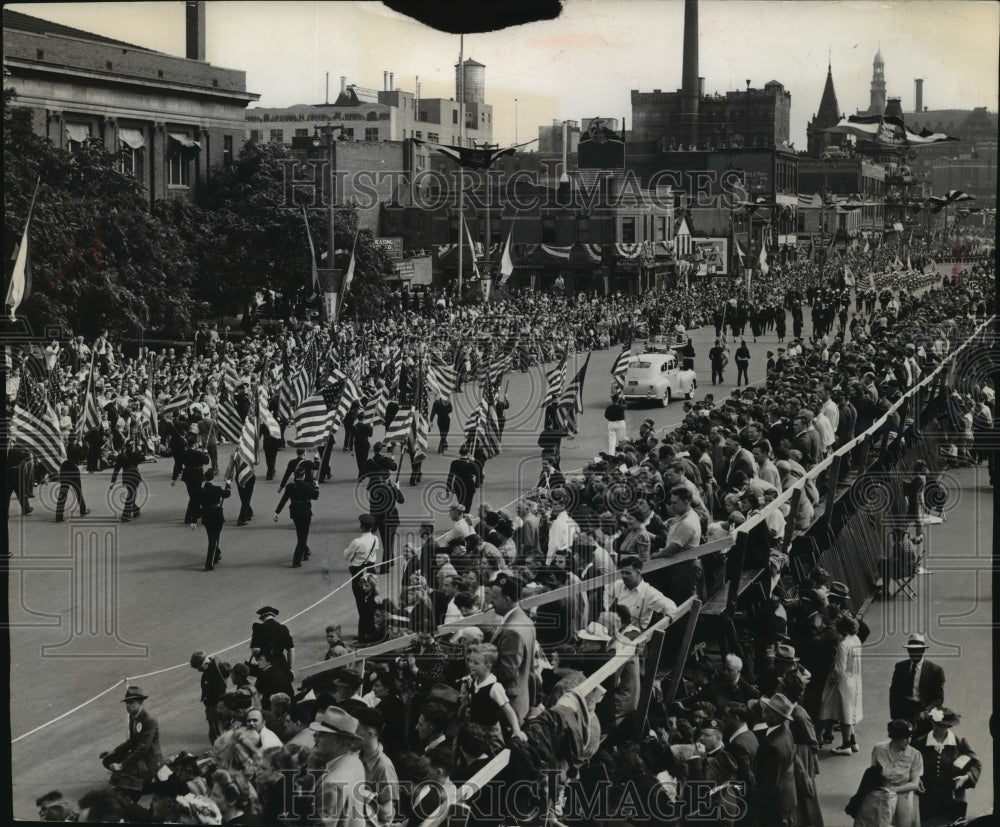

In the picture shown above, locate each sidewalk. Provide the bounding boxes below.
[816,464,994,824]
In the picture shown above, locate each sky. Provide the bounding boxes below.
[8,1,999,148]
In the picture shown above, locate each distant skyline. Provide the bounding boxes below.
[7,1,998,149]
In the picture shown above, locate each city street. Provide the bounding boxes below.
[8,314,780,814]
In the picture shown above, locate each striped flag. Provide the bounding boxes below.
[11,403,66,476]
[221,358,241,397]
[257,387,282,438]
[467,393,501,460]
[425,358,457,399]
[139,391,157,434]
[289,393,334,448]
[383,408,414,444]
[556,353,591,435]
[863,270,877,293]
[80,381,104,433]
[233,451,255,487]
[363,384,388,426]
[216,397,244,443]
[329,376,361,437]
[387,348,405,395]
[464,399,483,439]
[541,355,567,408]
[160,389,190,421]
[408,410,429,464]
[481,348,512,388]
[234,407,258,474]
[611,347,632,393]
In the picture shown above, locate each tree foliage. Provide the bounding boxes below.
[4,89,396,336]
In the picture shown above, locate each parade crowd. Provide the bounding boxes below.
[12,248,996,826]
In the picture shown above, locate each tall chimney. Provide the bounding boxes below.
[185,1,206,61]
[915,79,923,114]
[698,77,705,98]
[389,72,394,91]
[325,72,329,105]
[681,0,699,145]
[384,71,389,92]
[341,76,347,94]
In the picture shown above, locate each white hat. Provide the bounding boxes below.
[577,622,612,643]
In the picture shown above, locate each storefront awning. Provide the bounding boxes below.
[118,128,145,150]
[169,132,201,149]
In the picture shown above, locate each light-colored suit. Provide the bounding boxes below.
[492,605,535,723]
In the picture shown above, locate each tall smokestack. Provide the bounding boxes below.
[384,71,389,92]
[185,1,206,61]
[325,72,329,105]
[681,0,699,145]
[341,76,347,94]
[389,72,394,91]
[915,79,923,114]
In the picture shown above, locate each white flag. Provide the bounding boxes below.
[499,229,515,285]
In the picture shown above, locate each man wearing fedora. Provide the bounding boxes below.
[310,707,372,826]
[752,693,798,827]
[889,633,945,723]
[913,706,982,824]
[100,686,164,795]
[488,574,535,724]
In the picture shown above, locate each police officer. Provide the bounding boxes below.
[234,457,255,526]
[261,419,281,481]
[274,466,319,567]
[172,432,209,526]
[250,606,295,680]
[6,445,34,517]
[55,435,89,522]
[198,469,231,571]
[110,441,144,523]
[353,412,374,480]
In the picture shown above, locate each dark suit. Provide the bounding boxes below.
[199,659,231,742]
[110,447,144,520]
[447,456,479,512]
[255,664,294,710]
[725,728,758,795]
[278,455,317,489]
[174,446,209,523]
[103,708,164,781]
[889,658,945,721]
[753,723,797,826]
[198,481,231,569]
[491,606,535,723]
[55,444,89,520]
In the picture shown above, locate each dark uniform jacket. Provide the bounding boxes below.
[446,457,479,500]
[173,447,209,483]
[200,659,231,707]
[276,480,318,516]
[110,447,144,485]
[198,482,231,526]
[279,456,318,489]
[104,708,164,780]
[753,723,797,825]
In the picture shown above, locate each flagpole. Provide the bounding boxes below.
[457,34,465,300]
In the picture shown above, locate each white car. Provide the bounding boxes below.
[620,348,697,406]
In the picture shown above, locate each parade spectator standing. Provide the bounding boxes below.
[488,574,535,724]
[849,719,923,827]
[753,693,798,827]
[189,651,231,743]
[310,708,370,827]
[821,614,864,755]
[735,339,751,386]
[344,515,382,622]
[889,634,945,723]
[912,707,981,823]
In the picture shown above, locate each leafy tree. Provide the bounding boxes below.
[4,88,200,338]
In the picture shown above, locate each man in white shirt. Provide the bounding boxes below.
[546,500,579,565]
[603,555,677,631]
[819,385,840,434]
[246,708,283,750]
[440,505,473,546]
[654,487,702,558]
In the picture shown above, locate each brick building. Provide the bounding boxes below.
[2,7,259,206]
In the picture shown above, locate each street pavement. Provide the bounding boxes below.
[8,298,992,819]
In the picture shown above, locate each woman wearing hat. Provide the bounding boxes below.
[912,707,981,824]
[850,719,922,827]
[820,614,864,755]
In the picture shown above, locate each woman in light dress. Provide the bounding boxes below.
[852,719,922,827]
[821,614,864,754]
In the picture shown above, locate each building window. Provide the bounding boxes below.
[427,132,439,142]
[118,128,145,180]
[167,133,199,187]
[437,163,447,174]
[343,128,354,139]
[415,131,422,140]
[294,128,309,137]
[36,49,44,59]
[269,129,284,144]
[621,217,636,243]
[250,130,261,144]
[65,123,91,153]
[452,110,458,124]
[365,127,379,141]
[656,216,667,241]
[223,135,233,168]
[542,216,556,244]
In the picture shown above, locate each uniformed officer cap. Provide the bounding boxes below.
[256,606,279,617]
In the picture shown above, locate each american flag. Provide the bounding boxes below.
[425,357,457,399]
[11,402,66,476]
[481,348,512,388]
[139,391,157,434]
[234,407,259,477]
[216,396,244,443]
[541,355,567,408]
[279,335,320,420]
[232,451,255,487]
[258,386,282,438]
[408,410,429,464]
[467,393,501,460]
[289,393,334,448]
[160,388,191,421]
[556,353,591,435]
[387,347,405,396]
[383,408,414,444]
[221,358,241,399]
[611,347,632,393]
[79,380,104,434]
[363,384,388,426]
[329,376,361,437]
